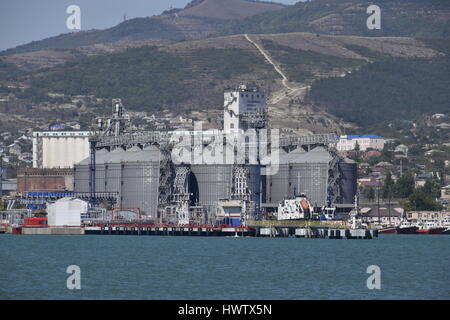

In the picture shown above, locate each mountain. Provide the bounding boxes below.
[1,32,444,135]
[2,0,285,55]
[180,0,284,20]
[306,39,450,133]
[216,0,450,38]
[4,0,449,56]
[1,0,449,136]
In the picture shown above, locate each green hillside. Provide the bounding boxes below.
[4,0,450,56]
[29,46,275,111]
[308,55,450,128]
[2,18,185,55]
[261,40,362,82]
[217,0,450,38]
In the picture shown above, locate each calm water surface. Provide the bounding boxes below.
[0,234,449,300]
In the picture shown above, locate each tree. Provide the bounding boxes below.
[381,171,394,199]
[365,187,375,201]
[422,178,441,199]
[406,190,442,211]
[395,172,415,198]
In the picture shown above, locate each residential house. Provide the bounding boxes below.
[359,206,404,226]
[337,135,385,152]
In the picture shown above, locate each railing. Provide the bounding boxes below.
[91,131,337,149]
[247,220,347,228]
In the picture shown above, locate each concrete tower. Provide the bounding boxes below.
[223,84,267,133]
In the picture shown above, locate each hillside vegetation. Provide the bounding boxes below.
[29,46,275,111]
[261,39,362,82]
[0,30,446,134]
[4,0,449,56]
[217,0,450,38]
[308,55,450,130]
[2,0,284,55]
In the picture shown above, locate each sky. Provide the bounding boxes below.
[0,0,302,52]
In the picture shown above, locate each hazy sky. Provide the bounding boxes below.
[0,0,301,52]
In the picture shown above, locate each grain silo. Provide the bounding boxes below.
[265,148,289,203]
[191,164,233,211]
[74,149,110,193]
[74,146,161,217]
[288,146,331,207]
[266,146,331,207]
[120,146,161,217]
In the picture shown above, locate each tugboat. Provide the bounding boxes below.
[416,221,446,235]
[396,221,418,234]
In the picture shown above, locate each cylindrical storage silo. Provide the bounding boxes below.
[286,146,331,207]
[191,164,233,212]
[266,149,289,204]
[121,146,161,218]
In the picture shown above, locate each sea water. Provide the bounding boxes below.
[0,234,448,300]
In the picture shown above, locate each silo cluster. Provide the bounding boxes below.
[74,143,357,217]
[74,146,161,217]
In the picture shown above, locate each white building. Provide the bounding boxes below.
[337,135,385,152]
[32,131,90,168]
[47,197,87,227]
[394,144,408,155]
[223,85,267,134]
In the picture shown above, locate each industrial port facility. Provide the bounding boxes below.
[70,84,357,227]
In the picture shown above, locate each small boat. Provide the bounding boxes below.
[428,227,447,234]
[396,221,418,234]
[416,222,446,235]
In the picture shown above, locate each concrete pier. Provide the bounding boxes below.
[84,225,251,237]
[82,224,377,239]
[21,227,84,235]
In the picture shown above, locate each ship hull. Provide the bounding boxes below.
[426,228,446,235]
[379,227,397,234]
[396,226,418,234]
